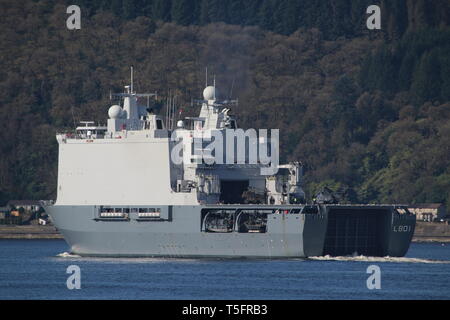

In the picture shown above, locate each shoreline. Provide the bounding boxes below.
[412,237,450,243]
[413,221,450,243]
[0,225,63,239]
[0,234,63,239]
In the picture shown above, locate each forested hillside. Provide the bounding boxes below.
[0,0,449,206]
[72,0,449,40]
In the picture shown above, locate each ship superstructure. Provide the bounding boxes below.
[44,69,415,258]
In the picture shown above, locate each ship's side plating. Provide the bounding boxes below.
[45,203,413,258]
[45,205,325,257]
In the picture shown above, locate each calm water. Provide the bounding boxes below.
[0,240,449,300]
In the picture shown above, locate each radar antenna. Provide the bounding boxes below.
[130,66,134,94]
[110,66,156,99]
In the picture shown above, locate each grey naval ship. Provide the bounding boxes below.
[43,69,415,258]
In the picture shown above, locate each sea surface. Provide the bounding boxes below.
[0,240,449,300]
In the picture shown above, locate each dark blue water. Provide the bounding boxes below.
[0,240,449,299]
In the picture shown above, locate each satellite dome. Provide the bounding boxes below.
[203,86,218,101]
[108,105,122,119]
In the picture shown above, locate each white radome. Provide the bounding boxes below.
[203,86,218,101]
[108,105,122,119]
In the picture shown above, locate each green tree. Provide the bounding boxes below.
[153,0,172,21]
[411,50,442,104]
[171,0,194,26]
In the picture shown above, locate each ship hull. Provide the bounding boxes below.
[43,204,414,258]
